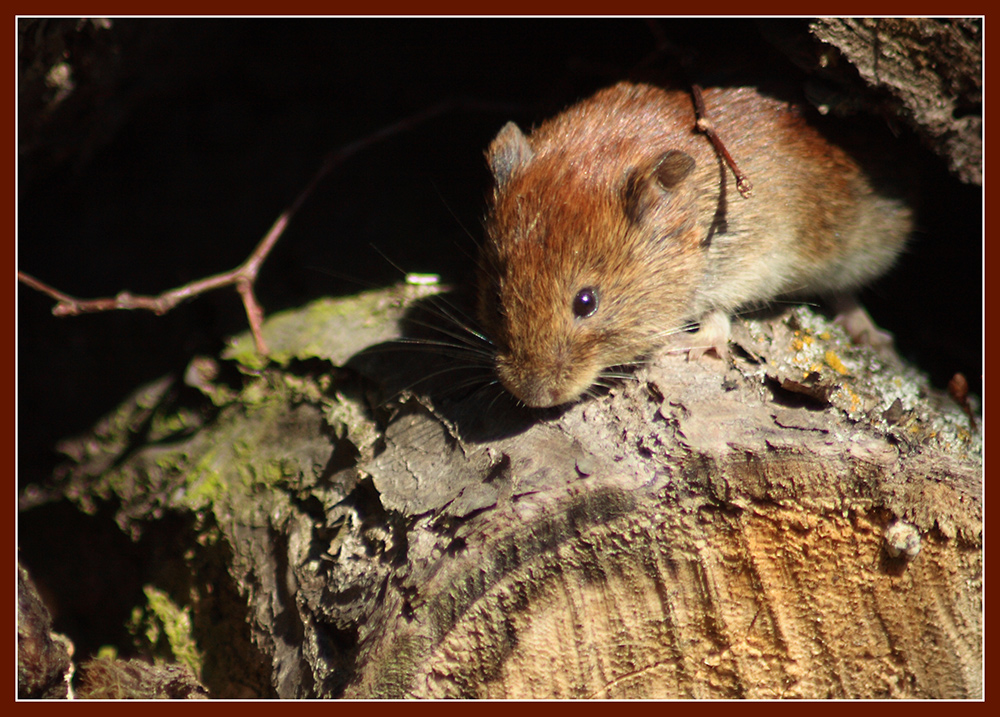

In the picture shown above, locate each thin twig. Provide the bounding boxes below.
[691,83,754,199]
[18,99,466,356]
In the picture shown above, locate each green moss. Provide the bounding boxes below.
[154,450,190,474]
[222,284,441,371]
[128,586,203,678]
[183,451,229,510]
[148,406,202,441]
[282,372,327,404]
[239,375,274,407]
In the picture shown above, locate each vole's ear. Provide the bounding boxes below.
[652,150,696,190]
[622,149,696,224]
[487,122,534,188]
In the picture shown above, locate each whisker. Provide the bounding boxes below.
[374,369,491,411]
[428,178,480,251]
[485,390,507,415]
[381,337,494,364]
[419,296,494,343]
[400,318,494,355]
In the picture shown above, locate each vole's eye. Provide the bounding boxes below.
[572,288,599,319]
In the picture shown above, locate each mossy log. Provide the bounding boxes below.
[33,284,982,699]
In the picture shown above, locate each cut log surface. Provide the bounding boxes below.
[40,286,982,699]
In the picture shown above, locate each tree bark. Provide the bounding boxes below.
[32,285,982,699]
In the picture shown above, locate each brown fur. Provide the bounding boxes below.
[477,82,913,407]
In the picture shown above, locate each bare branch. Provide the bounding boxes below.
[18,99,470,357]
[691,83,754,198]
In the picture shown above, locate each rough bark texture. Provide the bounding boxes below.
[27,287,982,699]
[762,18,982,185]
[810,18,982,185]
[74,658,209,700]
[17,563,73,699]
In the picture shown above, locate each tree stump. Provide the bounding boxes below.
[32,285,982,699]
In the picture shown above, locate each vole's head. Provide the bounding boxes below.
[477,120,705,408]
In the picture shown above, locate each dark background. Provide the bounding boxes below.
[17,19,981,605]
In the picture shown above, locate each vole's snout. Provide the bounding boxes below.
[495,353,594,408]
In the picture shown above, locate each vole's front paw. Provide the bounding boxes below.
[667,310,731,362]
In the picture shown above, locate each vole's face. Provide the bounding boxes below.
[478,181,699,408]
[478,121,704,408]
[477,224,637,408]
[477,238,634,408]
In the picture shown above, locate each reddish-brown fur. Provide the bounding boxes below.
[477,82,912,407]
